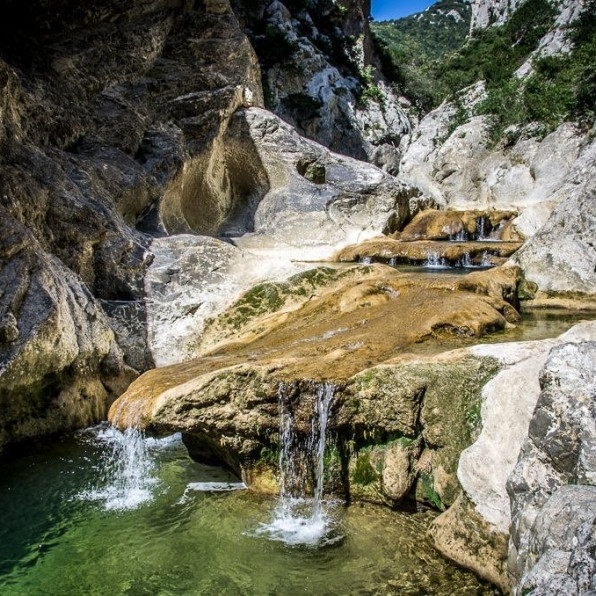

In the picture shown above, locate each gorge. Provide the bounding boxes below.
[1,0,595,594]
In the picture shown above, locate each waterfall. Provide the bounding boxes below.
[424,251,449,269]
[476,216,488,240]
[457,252,473,268]
[480,251,492,267]
[450,229,468,242]
[77,426,162,511]
[256,382,340,546]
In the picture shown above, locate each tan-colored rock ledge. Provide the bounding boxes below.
[109,264,521,431]
[335,237,523,265]
[398,209,521,242]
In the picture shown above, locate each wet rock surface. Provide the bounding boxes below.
[0,210,136,447]
[336,237,522,267]
[109,263,522,498]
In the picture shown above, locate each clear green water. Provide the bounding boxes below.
[0,428,496,596]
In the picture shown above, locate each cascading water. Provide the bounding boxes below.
[450,229,469,242]
[256,382,341,546]
[77,426,164,511]
[424,251,449,269]
[457,252,473,268]
[476,216,488,240]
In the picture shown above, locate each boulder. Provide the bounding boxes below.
[230,107,417,258]
[430,321,596,591]
[512,171,596,298]
[110,263,522,496]
[508,339,596,593]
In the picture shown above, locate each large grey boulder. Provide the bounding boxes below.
[431,321,596,591]
[233,107,416,257]
[508,340,596,593]
[512,149,596,296]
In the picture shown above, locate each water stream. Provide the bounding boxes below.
[255,382,340,547]
[2,313,587,594]
[0,426,496,595]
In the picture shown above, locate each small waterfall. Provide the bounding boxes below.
[388,256,397,267]
[457,252,473,268]
[450,229,468,242]
[256,382,340,546]
[359,256,373,265]
[77,426,160,511]
[480,251,492,267]
[476,216,488,240]
[424,251,449,269]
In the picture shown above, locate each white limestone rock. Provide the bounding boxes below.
[431,321,596,590]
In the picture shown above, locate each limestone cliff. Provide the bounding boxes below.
[469,0,523,30]
[0,0,414,450]
[398,0,596,300]
[233,0,411,173]
[0,0,262,449]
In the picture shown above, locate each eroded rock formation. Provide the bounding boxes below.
[235,0,411,172]
[508,339,596,594]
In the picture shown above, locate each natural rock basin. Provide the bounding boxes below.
[0,427,495,595]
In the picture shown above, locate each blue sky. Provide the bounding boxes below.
[371,0,434,21]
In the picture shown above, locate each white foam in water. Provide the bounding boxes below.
[77,426,168,511]
[256,498,334,547]
[424,251,450,269]
[255,383,342,547]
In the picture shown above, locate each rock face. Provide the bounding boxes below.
[399,98,596,301]
[0,0,269,449]
[508,340,596,594]
[430,321,596,591]
[145,107,416,366]
[469,0,523,30]
[400,115,586,223]
[0,210,135,447]
[236,0,411,173]
[512,167,596,297]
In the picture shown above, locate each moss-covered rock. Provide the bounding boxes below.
[344,353,501,508]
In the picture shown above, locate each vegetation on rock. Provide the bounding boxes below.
[375,0,596,140]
